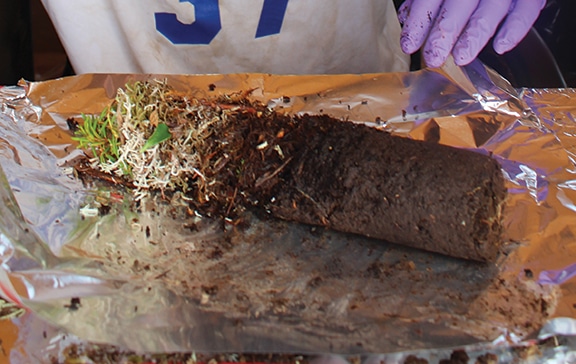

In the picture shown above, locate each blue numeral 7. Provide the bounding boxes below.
[256,0,289,38]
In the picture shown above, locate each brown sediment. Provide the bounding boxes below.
[73,91,507,262]
[244,114,508,262]
[196,106,507,262]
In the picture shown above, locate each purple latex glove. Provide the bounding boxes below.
[398,0,546,68]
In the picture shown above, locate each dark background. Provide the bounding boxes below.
[0,0,72,85]
[1,0,575,88]
[393,0,576,88]
[533,0,576,86]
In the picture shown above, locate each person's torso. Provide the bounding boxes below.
[41,0,409,74]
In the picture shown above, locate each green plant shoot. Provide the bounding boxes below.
[140,123,171,152]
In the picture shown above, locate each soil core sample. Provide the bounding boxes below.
[72,81,508,262]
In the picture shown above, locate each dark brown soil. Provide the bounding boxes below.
[439,350,469,364]
[189,100,507,262]
[249,115,507,262]
[74,96,507,262]
[53,343,312,364]
[404,355,429,364]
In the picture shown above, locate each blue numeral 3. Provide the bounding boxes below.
[155,0,222,45]
[155,0,290,44]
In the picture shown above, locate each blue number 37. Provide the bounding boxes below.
[155,0,290,44]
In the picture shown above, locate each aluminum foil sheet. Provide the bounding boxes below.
[1,61,576,362]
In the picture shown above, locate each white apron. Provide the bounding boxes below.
[40,0,409,75]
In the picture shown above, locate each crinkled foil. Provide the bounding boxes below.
[2,62,576,362]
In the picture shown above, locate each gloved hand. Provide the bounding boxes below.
[398,0,546,68]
